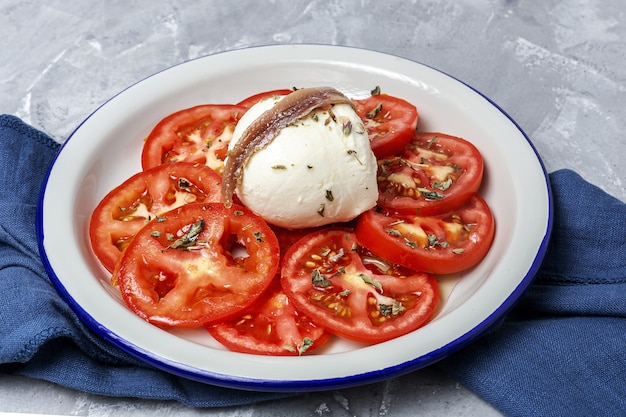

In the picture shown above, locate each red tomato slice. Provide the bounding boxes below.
[114,202,280,327]
[271,224,334,256]
[281,229,439,344]
[206,278,331,355]
[236,89,293,108]
[355,194,495,275]
[89,162,222,273]
[353,93,418,158]
[141,104,247,174]
[377,131,484,216]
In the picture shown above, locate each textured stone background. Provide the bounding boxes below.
[1,0,624,415]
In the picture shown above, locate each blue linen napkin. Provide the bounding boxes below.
[1,114,624,414]
[437,169,626,415]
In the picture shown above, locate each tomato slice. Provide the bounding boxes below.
[141,104,247,174]
[236,89,293,108]
[113,202,280,327]
[281,229,439,344]
[353,93,418,158]
[271,224,335,257]
[377,131,484,216]
[89,162,222,273]
[355,194,495,275]
[206,278,331,355]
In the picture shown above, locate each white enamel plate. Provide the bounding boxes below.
[37,45,552,391]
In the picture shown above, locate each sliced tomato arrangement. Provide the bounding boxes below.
[141,104,247,174]
[377,131,484,216]
[113,202,280,328]
[280,229,439,344]
[89,162,223,272]
[207,278,331,355]
[355,194,495,275]
[89,87,495,354]
[353,92,418,158]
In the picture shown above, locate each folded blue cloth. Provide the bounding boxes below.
[1,114,624,414]
[437,168,626,416]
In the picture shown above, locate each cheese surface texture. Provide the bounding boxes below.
[228,95,378,229]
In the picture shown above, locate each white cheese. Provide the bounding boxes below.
[227,95,379,229]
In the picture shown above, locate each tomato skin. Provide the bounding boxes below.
[353,93,418,158]
[377,131,484,216]
[89,162,223,272]
[355,194,495,275]
[206,278,331,355]
[236,89,293,108]
[113,202,280,328]
[141,104,247,174]
[281,229,439,344]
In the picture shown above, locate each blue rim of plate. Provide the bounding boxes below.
[36,43,553,392]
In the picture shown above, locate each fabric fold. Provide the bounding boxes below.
[437,169,626,416]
